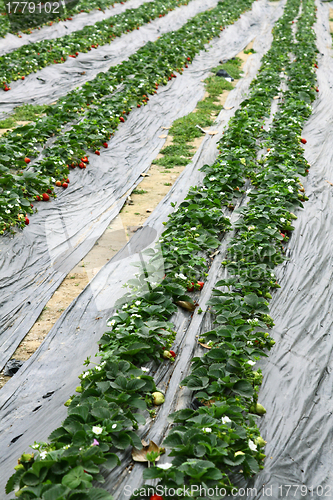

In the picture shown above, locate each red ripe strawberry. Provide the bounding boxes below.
[66,178,69,183]
[169,350,176,358]
[315,87,319,92]
[198,281,204,290]
[25,217,29,225]
[314,63,318,69]
[150,495,163,500]
[187,283,194,292]
[36,195,41,201]
[55,180,62,186]
[185,64,188,68]
[91,44,95,48]
[280,232,285,238]
[81,157,88,163]
[103,142,108,148]
[30,204,33,208]
[95,150,100,155]
[187,57,191,61]
[71,162,76,168]
[62,182,68,188]
[42,193,50,201]
[46,188,52,194]
[76,52,79,56]
[79,162,85,168]
[21,76,25,80]
[300,138,307,144]
[120,116,125,122]
[4,87,9,91]
[24,157,31,164]
[137,104,141,108]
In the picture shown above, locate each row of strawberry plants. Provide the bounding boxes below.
[4,0,302,496]
[0,0,130,38]
[1,0,191,88]
[4,99,237,500]
[0,0,254,234]
[141,0,317,496]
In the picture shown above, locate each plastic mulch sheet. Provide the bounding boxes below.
[0,0,220,117]
[0,0,153,57]
[231,2,333,497]
[0,0,285,493]
[0,0,279,373]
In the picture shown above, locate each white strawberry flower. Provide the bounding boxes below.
[248,439,257,452]
[157,463,173,470]
[222,416,231,424]
[92,426,103,435]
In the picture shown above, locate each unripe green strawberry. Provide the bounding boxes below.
[14,464,25,471]
[20,453,34,463]
[255,436,267,447]
[76,386,83,393]
[152,392,165,406]
[250,403,266,415]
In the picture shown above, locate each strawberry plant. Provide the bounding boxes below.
[0,0,131,38]
[0,0,254,233]
[0,0,192,87]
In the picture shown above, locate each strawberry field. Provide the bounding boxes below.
[0,0,333,498]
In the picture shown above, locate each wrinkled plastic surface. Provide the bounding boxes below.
[231,2,333,498]
[0,0,275,373]
[0,0,219,117]
[0,0,284,493]
[3,359,23,377]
